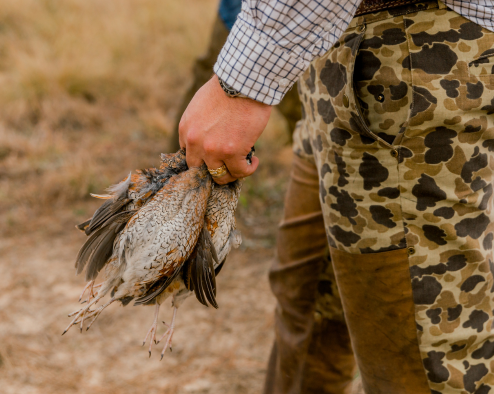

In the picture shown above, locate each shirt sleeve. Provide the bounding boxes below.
[214,0,362,105]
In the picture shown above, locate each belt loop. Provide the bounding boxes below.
[356,16,366,38]
[437,0,447,9]
[356,16,365,29]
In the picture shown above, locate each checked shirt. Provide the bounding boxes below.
[214,0,494,105]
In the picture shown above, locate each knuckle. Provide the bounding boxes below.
[186,129,200,146]
[178,118,187,135]
[203,141,216,155]
[221,142,236,157]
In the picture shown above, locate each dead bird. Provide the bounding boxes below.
[74,149,189,287]
[64,150,242,359]
[138,179,242,358]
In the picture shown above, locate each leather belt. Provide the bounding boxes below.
[355,0,424,16]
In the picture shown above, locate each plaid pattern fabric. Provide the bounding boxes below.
[448,1,494,33]
[214,0,494,105]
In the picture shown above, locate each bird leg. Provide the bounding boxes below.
[91,283,102,297]
[79,280,94,303]
[158,306,178,360]
[79,280,103,304]
[142,303,160,357]
[63,295,102,335]
[83,298,116,331]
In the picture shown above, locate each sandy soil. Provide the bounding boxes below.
[0,213,283,394]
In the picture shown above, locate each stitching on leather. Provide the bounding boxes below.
[355,0,425,16]
[359,3,435,25]
[358,0,421,11]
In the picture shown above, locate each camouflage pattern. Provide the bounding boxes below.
[293,1,494,392]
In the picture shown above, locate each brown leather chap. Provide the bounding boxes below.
[355,0,424,16]
[329,247,431,394]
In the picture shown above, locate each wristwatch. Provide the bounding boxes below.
[218,78,249,99]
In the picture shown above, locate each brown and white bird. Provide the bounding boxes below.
[64,150,242,358]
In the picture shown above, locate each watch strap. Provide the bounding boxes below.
[218,78,249,99]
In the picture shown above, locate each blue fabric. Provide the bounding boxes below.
[218,0,242,31]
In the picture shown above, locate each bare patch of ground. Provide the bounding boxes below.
[0,222,280,394]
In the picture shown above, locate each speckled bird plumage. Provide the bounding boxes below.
[206,182,242,264]
[64,150,242,357]
[106,165,212,299]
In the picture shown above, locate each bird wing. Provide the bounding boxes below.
[84,174,131,236]
[75,150,188,283]
[191,226,219,308]
[114,166,212,303]
[181,181,243,309]
[75,210,136,280]
[180,226,219,308]
[205,181,242,263]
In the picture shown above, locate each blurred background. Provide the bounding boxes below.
[0,0,295,393]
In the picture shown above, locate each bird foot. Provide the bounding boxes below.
[157,307,178,360]
[82,298,116,331]
[63,296,115,335]
[142,304,160,357]
[78,280,94,303]
[79,280,102,304]
[158,327,175,359]
[63,295,102,335]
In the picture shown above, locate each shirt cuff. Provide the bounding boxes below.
[213,18,308,106]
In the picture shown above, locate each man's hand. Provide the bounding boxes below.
[178,75,272,184]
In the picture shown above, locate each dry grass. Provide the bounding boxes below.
[0,1,294,393]
[0,0,218,236]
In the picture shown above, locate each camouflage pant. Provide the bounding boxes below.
[290,1,494,393]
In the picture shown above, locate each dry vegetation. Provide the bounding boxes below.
[0,1,294,393]
[0,0,219,236]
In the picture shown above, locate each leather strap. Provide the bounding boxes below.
[355,0,424,16]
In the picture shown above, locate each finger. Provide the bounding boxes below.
[205,157,237,185]
[212,172,237,185]
[223,155,259,179]
[178,114,187,149]
[202,157,236,185]
[185,141,205,168]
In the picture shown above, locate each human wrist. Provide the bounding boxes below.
[213,18,304,105]
[217,77,250,99]
[211,74,271,110]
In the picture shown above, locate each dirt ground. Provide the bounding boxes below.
[0,1,296,393]
[0,116,294,394]
[0,218,283,394]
